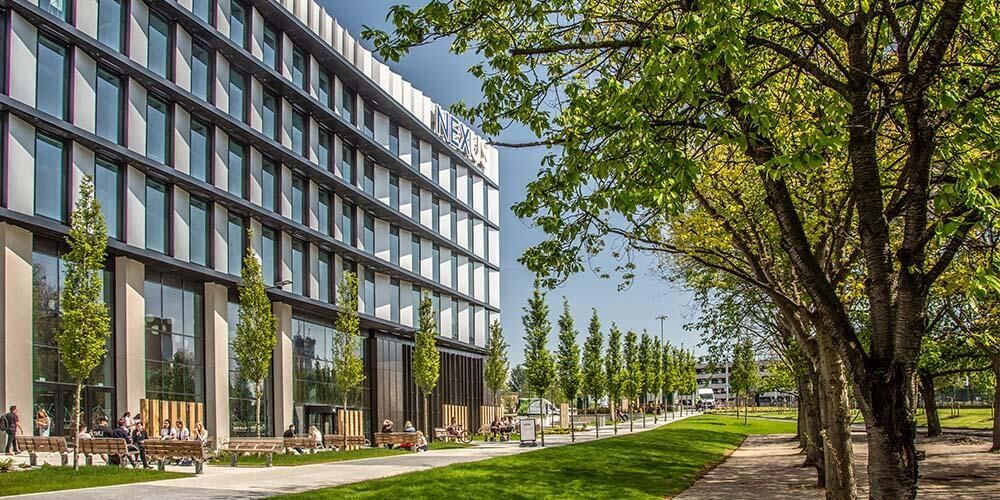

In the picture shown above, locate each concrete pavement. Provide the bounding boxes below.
[8,412,695,499]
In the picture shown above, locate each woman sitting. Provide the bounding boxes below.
[414,431,428,452]
[309,425,324,449]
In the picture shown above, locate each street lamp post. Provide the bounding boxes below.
[656,314,668,416]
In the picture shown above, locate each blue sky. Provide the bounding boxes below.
[328,2,703,364]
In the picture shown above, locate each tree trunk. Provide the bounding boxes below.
[744,395,748,426]
[862,363,919,500]
[73,382,82,470]
[423,395,429,441]
[817,335,856,500]
[918,370,941,438]
[799,360,826,487]
[629,400,634,432]
[991,356,1000,452]
[255,383,263,438]
[594,398,600,438]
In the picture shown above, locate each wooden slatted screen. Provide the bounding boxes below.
[441,404,468,429]
[479,406,503,428]
[337,409,365,450]
[140,399,204,438]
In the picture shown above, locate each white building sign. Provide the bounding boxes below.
[432,104,489,169]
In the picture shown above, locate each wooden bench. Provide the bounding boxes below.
[144,439,208,474]
[16,436,69,466]
[283,436,321,454]
[374,432,417,448]
[434,427,459,442]
[224,438,282,467]
[77,438,130,467]
[322,434,367,450]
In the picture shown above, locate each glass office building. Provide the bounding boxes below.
[0,0,500,441]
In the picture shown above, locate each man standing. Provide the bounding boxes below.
[2,406,22,455]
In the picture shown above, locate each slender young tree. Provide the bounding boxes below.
[661,342,676,418]
[649,338,663,423]
[555,298,581,440]
[581,309,605,437]
[637,333,654,426]
[484,319,509,410]
[522,283,555,445]
[58,176,111,469]
[676,349,698,416]
[333,271,365,448]
[605,325,623,434]
[731,339,761,425]
[623,330,640,432]
[414,295,440,436]
[233,229,278,437]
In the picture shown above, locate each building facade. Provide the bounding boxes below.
[683,361,793,407]
[0,0,500,441]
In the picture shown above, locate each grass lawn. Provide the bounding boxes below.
[274,414,796,499]
[916,407,995,430]
[214,441,472,467]
[0,465,187,497]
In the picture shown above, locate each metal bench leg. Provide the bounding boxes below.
[85,455,93,466]
[157,459,166,472]
[118,455,127,468]
[29,453,37,467]
[265,453,272,468]
[230,453,238,467]
[194,461,203,474]
[60,453,68,466]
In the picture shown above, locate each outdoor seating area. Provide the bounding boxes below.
[144,439,208,474]
[16,436,70,466]
[374,432,417,449]
[78,438,130,467]
[224,438,283,467]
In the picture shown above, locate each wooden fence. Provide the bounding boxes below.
[479,405,503,428]
[338,409,365,450]
[140,399,203,437]
[441,404,468,429]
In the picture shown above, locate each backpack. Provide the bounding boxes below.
[0,413,9,430]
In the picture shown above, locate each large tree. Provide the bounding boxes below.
[555,298,581,439]
[581,309,605,436]
[367,2,1000,497]
[58,176,111,469]
[484,319,509,408]
[333,271,365,448]
[414,295,441,436]
[233,229,278,437]
[522,283,556,445]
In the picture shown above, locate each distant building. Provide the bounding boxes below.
[678,361,794,407]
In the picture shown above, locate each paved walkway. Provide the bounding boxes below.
[677,431,1000,499]
[9,413,691,499]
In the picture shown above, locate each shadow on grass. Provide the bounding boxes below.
[274,415,796,500]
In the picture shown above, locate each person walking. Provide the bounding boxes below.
[2,406,22,454]
[34,409,51,437]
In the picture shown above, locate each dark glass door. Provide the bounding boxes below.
[31,383,115,436]
[304,405,334,435]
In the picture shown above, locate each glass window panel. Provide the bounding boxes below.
[228,140,245,198]
[189,197,209,266]
[262,92,278,140]
[261,226,276,286]
[292,45,306,89]
[432,245,440,282]
[262,23,278,69]
[261,159,277,211]
[363,214,374,254]
[390,279,400,323]
[452,299,459,339]
[227,214,244,276]
[389,123,399,155]
[97,0,122,51]
[230,1,247,47]
[363,270,374,315]
[190,119,210,182]
[145,179,168,253]
[411,236,421,275]
[192,0,211,22]
[37,36,67,119]
[341,86,355,124]
[317,188,330,236]
[342,202,354,245]
[317,128,330,169]
[229,69,246,122]
[146,96,169,164]
[389,226,399,265]
[411,185,420,221]
[363,158,374,195]
[291,110,306,156]
[291,174,304,224]
[34,133,65,222]
[410,136,420,170]
[432,197,440,232]
[341,143,354,184]
[431,151,439,183]
[191,42,211,101]
[318,251,330,303]
[451,254,458,290]
[318,69,331,107]
[96,69,121,143]
[363,105,374,139]
[148,14,171,79]
[94,158,122,239]
[291,240,304,295]
[389,174,399,209]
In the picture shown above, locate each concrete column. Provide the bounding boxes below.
[6,116,35,215]
[0,224,33,412]
[114,256,145,416]
[9,12,38,107]
[272,302,293,433]
[204,282,230,443]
